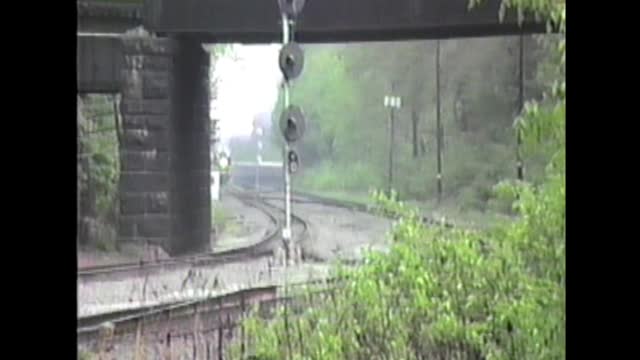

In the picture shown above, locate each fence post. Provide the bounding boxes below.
[241,291,246,358]
[98,321,115,360]
[134,318,142,360]
[193,303,199,360]
[218,326,224,360]
[166,332,172,360]
[217,297,224,360]
[284,292,292,360]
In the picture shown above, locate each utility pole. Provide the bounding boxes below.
[254,124,263,193]
[436,40,443,203]
[516,34,525,181]
[388,105,395,196]
[384,89,402,197]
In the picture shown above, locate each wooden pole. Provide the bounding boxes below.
[516,34,525,180]
[436,40,443,203]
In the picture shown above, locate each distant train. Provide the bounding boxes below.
[213,151,232,186]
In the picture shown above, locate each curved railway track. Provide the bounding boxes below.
[78,189,298,283]
[229,184,310,247]
[78,187,313,321]
[78,182,453,287]
[258,187,456,228]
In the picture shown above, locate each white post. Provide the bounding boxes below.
[255,128,262,193]
[281,13,293,263]
[211,171,220,202]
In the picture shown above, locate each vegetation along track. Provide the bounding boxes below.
[77,279,339,352]
[78,189,284,283]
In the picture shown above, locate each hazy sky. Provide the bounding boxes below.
[210,44,282,142]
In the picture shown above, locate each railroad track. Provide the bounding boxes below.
[255,186,457,228]
[229,185,310,247]
[78,187,314,321]
[77,286,278,349]
[78,190,284,283]
[230,163,460,227]
[77,279,337,351]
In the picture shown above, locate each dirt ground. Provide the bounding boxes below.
[78,243,170,268]
[212,194,275,252]
[78,193,274,269]
[262,198,394,262]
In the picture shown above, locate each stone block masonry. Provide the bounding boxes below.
[118,33,211,255]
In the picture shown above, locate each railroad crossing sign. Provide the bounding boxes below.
[384,95,402,108]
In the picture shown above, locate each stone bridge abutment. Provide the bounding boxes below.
[118,34,211,255]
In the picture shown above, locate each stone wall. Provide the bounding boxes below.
[168,35,211,255]
[118,34,210,255]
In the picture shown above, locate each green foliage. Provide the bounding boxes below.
[236,177,564,359]
[79,95,120,220]
[280,34,551,215]
[272,46,367,164]
[296,162,383,192]
[77,350,95,360]
[212,204,231,231]
[78,95,121,249]
[235,159,564,359]
[370,189,420,221]
[95,232,117,252]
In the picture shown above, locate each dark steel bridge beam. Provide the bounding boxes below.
[77,1,143,33]
[142,0,551,44]
[77,35,123,94]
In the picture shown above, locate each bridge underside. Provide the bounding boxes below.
[143,0,548,43]
[77,36,123,93]
[77,0,551,255]
[77,1,142,33]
